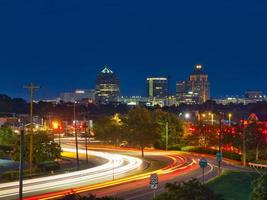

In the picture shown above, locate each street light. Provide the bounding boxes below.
[165,121,169,151]
[228,113,232,126]
[208,112,214,125]
[52,121,59,129]
[185,113,190,120]
[52,120,61,146]
[74,101,80,170]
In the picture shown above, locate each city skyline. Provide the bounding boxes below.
[1,0,267,100]
[0,64,266,101]
[0,1,267,200]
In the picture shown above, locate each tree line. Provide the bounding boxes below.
[93,107,267,162]
[93,107,185,157]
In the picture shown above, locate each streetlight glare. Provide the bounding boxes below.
[52,121,59,130]
[185,113,190,119]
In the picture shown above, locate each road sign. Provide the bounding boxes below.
[199,158,208,184]
[199,158,208,168]
[216,152,223,162]
[150,173,158,190]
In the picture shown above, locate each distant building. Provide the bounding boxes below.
[176,81,198,104]
[147,77,169,98]
[176,65,210,104]
[95,66,120,104]
[118,96,150,106]
[245,90,265,103]
[214,96,245,105]
[60,89,95,103]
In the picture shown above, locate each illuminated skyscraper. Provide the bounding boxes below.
[189,65,210,103]
[176,65,210,104]
[147,77,169,98]
[95,66,120,104]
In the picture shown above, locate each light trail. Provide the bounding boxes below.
[24,154,195,200]
[0,148,143,200]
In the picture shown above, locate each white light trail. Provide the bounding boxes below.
[0,148,143,199]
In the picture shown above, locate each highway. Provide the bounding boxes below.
[0,139,249,200]
[0,148,143,200]
[76,151,247,200]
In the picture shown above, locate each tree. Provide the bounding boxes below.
[250,174,267,200]
[151,110,184,149]
[11,131,61,165]
[94,114,124,146]
[0,126,17,146]
[246,122,266,161]
[156,179,223,200]
[124,107,160,157]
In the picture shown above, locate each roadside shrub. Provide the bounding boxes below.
[0,145,13,153]
[38,161,60,172]
[156,179,223,200]
[181,146,241,161]
[1,168,41,181]
[250,174,267,200]
[168,144,184,151]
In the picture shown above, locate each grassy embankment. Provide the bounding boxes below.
[207,171,260,200]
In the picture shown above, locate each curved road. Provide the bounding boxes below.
[0,148,143,200]
[0,139,248,200]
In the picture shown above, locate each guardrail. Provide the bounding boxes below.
[248,162,267,169]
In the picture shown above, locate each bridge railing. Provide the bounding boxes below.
[248,162,267,169]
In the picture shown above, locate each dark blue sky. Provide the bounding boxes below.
[1,0,267,100]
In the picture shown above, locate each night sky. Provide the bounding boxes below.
[1,0,267,100]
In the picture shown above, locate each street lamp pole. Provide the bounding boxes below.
[58,129,61,147]
[218,113,224,175]
[242,118,247,166]
[74,101,80,170]
[19,127,25,200]
[85,120,89,164]
[165,121,169,151]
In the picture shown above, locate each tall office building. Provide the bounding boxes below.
[95,66,120,104]
[176,81,198,104]
[189,65,210,103]
[176,65,210,104]
[147,77,169,98]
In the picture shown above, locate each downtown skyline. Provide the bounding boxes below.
[1,0,267,99]
[1,63,266,100]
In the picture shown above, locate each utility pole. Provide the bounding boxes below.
[74,101,80,169]
[165,121,169,151]
[23,83,40,176]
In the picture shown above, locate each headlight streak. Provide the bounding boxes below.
[24,155,196,200]
[0,148,143,199]
[0,149,197,200]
